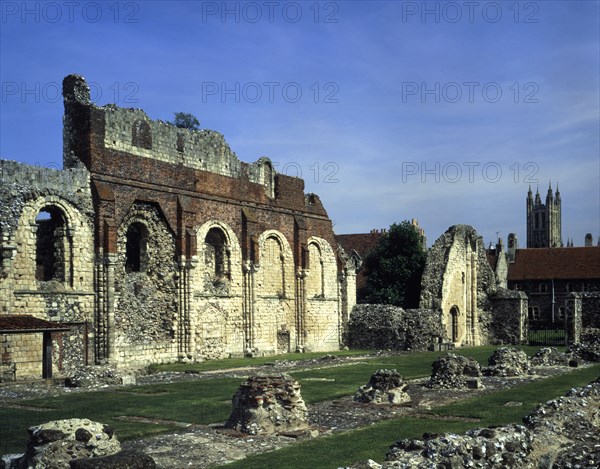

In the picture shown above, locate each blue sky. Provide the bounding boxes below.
[1,0,599,248]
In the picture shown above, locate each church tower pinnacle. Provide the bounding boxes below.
[526,183,562,248]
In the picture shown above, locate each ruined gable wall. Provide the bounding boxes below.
[421,225,496,346]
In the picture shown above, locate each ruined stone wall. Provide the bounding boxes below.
[489,289,528,344]
[190,221,245,360]
[581,292,600,328]
[252,230,296,355]
[1,74,357,377]
[303,236,340,351]
[495,252,508,289]
[420,225,496,346]
[102,106,274,189]
[347,304,443,351]
[0,159,94,378]
[112,203,178,366]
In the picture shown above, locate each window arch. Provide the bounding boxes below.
[558,306,566,321]
[35,206,69,282]
[125,222,149,273]
[132,120,152,149]
[262,235,285,297]
[205,227,229,280]
[307,242,324,298]
[450,306,459,342]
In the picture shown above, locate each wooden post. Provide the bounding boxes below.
[42,331,52,379]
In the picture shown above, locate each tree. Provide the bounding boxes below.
[172,112,200,130]
[359,221,427,308]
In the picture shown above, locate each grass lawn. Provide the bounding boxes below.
[0,345,583,459]
[0,378,241,455]
[148,349,373,374]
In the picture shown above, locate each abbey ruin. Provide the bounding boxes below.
[1,75,597,382]
[0,75,358,379]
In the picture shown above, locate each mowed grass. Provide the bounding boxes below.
[148,349,372,373]
[0,345,580,458]
[0,377,240,455]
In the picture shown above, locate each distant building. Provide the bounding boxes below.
[526,184,562,248]
[335,229,385,292]
[507,247,600,327]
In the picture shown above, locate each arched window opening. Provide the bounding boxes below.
[35,207,68,282]
[450,306,459,342]
[205,227,228,279]
[126,222,149,273]
[262,236,285,297]
[558,306,566,321]
[307,242,324,298]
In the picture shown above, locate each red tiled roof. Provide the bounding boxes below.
[0,315,71,334]
[335,232,384,259]
[507,247,600,281]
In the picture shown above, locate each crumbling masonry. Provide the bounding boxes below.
[0,75,357,379]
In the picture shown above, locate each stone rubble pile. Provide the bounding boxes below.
[426,353,482,389]
[384,425,533,468]
[482,347,530,376]
[9,419,122,469]
[354,369,411,405]
[523,377,600,468]
[65,365,133,388]
[567,328,600,362]
[68,450,156,468]
[225,374,308,435]
[349,378,600,469]
[529,347,571,366]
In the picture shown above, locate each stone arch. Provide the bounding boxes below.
[306,242,324,298]
[257,230,293,298]
[115,202,176,344]
[125,221,149,273]
[450,305,460,342]
[195,220,242,295]
[306,236,337,299]
[34,205,69,282]
[13,196,93,289]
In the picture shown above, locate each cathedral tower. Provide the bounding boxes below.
[526,184,562,248]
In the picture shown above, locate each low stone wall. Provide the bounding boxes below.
[347,305,443,351]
